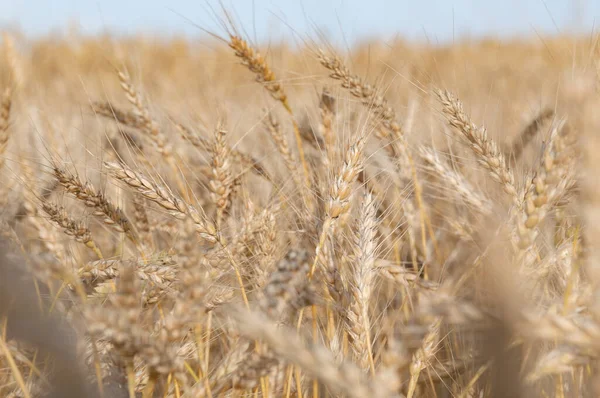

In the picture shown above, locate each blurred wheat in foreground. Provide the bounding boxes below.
[1,22,600,397]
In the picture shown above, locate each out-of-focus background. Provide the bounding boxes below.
[0,0,597,174]
[2,0,598,43]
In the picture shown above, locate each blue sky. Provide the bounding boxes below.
[1,1,598,44]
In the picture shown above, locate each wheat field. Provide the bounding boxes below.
[0,18,599,398]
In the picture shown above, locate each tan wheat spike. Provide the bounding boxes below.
[52,165,134,238]
[527,347,590,382]
[309,134,367,279]
[317,51,402,140]
[319,88,337,163]
[509,108,555,162]
[515,119,574,251]
[262,110,309,201]
[131,195,153,249]
[318,50,432,268]
[346,193,377,373]
[297,133,366,370]
[79,255,177,290]
[317,51,412,173]
[116,70,172,157]
[208,125,234,228]
[115,70,194,200]
[91,101,143,129]
[228,35,311,198]
[0,88,12,170]
[406,320,441,398]
[419,146,492,213]
[41,201,103,259]
[103,161,217,243]
[436,89,519,204]
[175,122,273,182]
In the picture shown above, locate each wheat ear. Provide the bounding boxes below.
[228,36,311,197]
[420,146,492,213]
[516,120,574,251]
[436,89,519,205]
[346,193,377,373]
[52,165,135,240]
[0,88,12,171]
[319,51,432,266]
[208,125,234,228]
[175,121,272,182]
[311,134,367,278]
[103,161,217,243]
[41,202,103,259]
[509,108,554,162]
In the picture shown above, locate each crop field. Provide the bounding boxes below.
[0,17,599,398]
